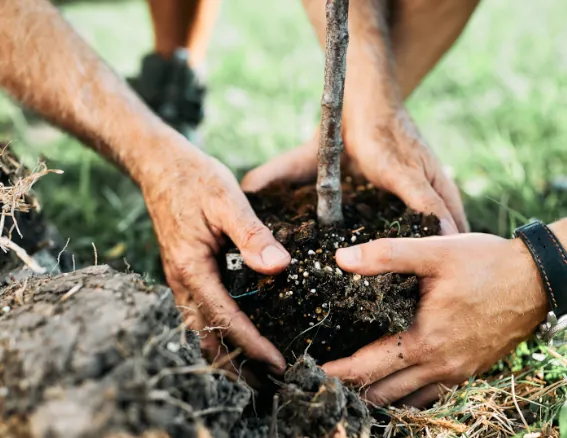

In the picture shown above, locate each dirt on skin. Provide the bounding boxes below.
[223,176,440,365]
[0,265,370,438]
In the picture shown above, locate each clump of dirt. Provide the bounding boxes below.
[277,356,370,437]
[0,266,371,438]
[0,266,250,438]
[223,176,440,364]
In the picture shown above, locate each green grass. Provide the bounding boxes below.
[1,0,567,434]
[3,0,567,269]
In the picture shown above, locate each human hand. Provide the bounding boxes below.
[241,108,466,235]
[323,232,548,407]
[139,134,290,375]
[240,131,320,192]
[341,104,468,235]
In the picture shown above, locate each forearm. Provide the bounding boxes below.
[0,0,185,185]
[302,0,401,122]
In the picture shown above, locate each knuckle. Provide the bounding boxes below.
[207,311,233,333]
[366,239,394,267]
[364,388,391,407]
[239,220,269,249]
[438,358,465,380]
[340,358,368,386]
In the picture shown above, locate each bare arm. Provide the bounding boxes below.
[0,0,290,373]
[0,0,170,184]
[302,0,480,99]
[303,0,400,116]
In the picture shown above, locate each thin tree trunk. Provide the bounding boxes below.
[316,0,349,226]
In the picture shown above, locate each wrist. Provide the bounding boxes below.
[343,44,403,123]
[110,120,203,190]
[511,218,567,334]
[509,236,549,327]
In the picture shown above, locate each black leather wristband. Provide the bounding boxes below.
[514,220,567,341]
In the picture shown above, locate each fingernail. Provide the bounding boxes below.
[261,245,289,268]
[337,246,361,267]
[268,361,286,376]
[440,219,458,236]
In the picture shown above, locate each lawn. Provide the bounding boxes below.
[1,0,567,435]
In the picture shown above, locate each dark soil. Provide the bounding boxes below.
[223,176,440,364]
[0,265,370,438]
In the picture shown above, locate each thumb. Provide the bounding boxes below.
[222,199,291,275]
[336,237,443,277]
[241,132,319,192]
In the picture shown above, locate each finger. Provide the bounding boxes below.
[361,366,436,407]
[241,134,319,192]
[180,273,286,374]
[335,236,443,277]
[180,297,264,388]
[395,383,451,409]
[432,171,470,233]
[322,332,415,387]
[220,195,290,275]
[391,175,459,235]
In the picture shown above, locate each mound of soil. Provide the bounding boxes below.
[223,176,440,364]
[0,266,370,438]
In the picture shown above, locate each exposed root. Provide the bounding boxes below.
[0,146,62,239]
[0,236,46,273]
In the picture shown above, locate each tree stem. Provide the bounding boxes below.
[316,0,349,226]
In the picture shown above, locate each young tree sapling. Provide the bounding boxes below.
[316,0,349,226]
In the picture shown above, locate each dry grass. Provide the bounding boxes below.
[0,145,62,272]
[0,145,62,238]
[381,350,567,437]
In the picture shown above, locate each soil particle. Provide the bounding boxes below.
[222,176,440,364]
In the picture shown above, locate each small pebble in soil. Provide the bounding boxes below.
[2,306,9,313]
[166,342,180,353]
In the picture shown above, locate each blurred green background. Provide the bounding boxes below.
[3,0,567,277]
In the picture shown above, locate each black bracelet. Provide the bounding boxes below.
[513,220,567,343]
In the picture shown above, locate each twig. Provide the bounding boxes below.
[547,346,567,366]
[60,282,83,302]
[0,236,45,274]
[511,374,529,429]
[14,278,28,305]
[53,237,70,273]
[316,0,349,226]
[269,395,279,438]
[92,242,98,266]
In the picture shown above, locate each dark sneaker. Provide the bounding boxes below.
[128,48,206,145]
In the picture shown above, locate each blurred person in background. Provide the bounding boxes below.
[128,0,221,143]
[4,0,558,411]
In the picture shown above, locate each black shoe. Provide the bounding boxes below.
[128,48,206,145]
